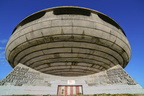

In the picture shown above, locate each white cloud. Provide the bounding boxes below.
[0,53,7,66]
[0,51,5,58]
[0,59,5,64]
[0,47,5,50]
[0,58,10,67]
[0,39,7,44]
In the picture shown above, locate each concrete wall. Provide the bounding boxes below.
[0,63,144,95]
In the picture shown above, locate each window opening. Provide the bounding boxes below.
[53,8,91,16]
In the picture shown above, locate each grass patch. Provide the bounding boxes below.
[0,94,144,96]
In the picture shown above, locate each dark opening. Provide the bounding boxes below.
[20,11,46,26]
[12,11,46,34]
[53,8,91,16]
[98,13,120,29]
[98,13,126,36]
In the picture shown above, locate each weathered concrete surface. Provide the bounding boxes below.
[0,63,144,95]
[6,6,131,76]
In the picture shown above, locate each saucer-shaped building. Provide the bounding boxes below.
[1,6,144,95]
[6,6,131,76]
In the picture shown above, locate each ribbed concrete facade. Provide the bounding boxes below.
[6,6,131,76]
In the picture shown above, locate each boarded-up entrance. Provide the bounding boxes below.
[57,85,83,95]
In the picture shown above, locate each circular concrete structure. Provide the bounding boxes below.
[6,6,131,76]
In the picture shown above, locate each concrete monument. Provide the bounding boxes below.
[0,6,144,95]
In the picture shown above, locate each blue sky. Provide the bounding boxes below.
[0,0,144,87]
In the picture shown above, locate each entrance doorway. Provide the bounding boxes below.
[57,85,83,95]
